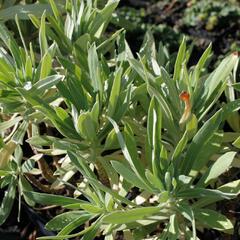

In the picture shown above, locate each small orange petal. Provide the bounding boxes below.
[179,91,190,101]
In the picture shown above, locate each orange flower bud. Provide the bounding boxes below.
[179,91,190,102]
[179,91,191,124]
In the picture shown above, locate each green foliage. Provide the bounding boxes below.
[184,0,240,31]
[0,0,240,239]
[114,0,240,57]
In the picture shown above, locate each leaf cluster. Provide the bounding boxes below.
[0,1,240,239]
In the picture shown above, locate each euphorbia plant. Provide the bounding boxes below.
[0,0,240,239]
[0,0,123,224]
[24,37,240,240]
[24,95,240,240]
